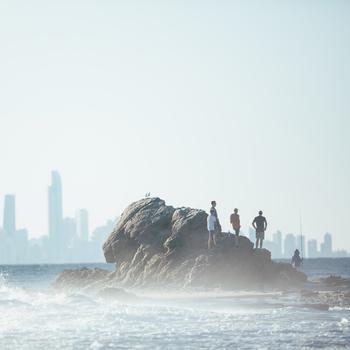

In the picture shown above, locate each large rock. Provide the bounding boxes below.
[53,267,111,292]
[103,198,175,263]
[101,198,306,289]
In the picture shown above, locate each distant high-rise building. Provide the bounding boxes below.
[48,171,63,258]
[14,229,29,263]
[284,233,296,258]
[332,250,348,257]
[273,230,282,257]
[76,209,89,241]
[307,239,318,258]
[3,194,16,235]
[320,232,332,257]
[63,216,77,248]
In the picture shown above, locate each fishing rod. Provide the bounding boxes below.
[299,210,304,264]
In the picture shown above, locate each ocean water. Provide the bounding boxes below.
[0,259,349,349]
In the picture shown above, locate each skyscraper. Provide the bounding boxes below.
[273,230,282,257]
[284,233,296,258]
[76,209,89,241]
[3,194,16,235]
[320,232,332,257]
[307,239,318,258]
[48,171,63,258]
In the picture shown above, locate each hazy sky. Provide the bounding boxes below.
[1,0,349,250]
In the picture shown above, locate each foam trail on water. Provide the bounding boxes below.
[0,263,349,349]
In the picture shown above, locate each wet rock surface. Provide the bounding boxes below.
[53,234,350,309]
[299,276,350,309]
[53,268,111,292]
[319,275,350,288]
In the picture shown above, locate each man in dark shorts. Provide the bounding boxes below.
[252,210,267,249]
[210,201,221,234]
[230,208,240,247]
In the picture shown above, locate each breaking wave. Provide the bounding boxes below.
[0,264,349,349]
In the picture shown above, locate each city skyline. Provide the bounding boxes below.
[0,170,348,263]
[0,171,116,264]
[260,231,348,259]
[1,170,347,251]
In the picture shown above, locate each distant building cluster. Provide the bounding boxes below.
[1,172,348,264]
[0,171,116,264]
[247,228,348,259]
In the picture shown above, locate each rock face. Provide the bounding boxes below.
[102,198,306,289]
[53,267,111,292]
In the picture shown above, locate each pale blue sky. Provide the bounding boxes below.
[0,0,349,250]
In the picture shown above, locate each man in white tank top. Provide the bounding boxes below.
[207,208,217,249]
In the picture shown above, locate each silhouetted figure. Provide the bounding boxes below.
[230,208,240,247]
[252,211,267,249]
[291,249,303,268]
[207,208,217,249]
[210,201,221,234]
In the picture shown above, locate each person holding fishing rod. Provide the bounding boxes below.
[294,211,304,268]
[291,249,303,268]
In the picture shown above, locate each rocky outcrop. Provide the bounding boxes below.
[102,198,306,289]
[53,267,111,292]
[53,268,138,301]
[298,276,350,309]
